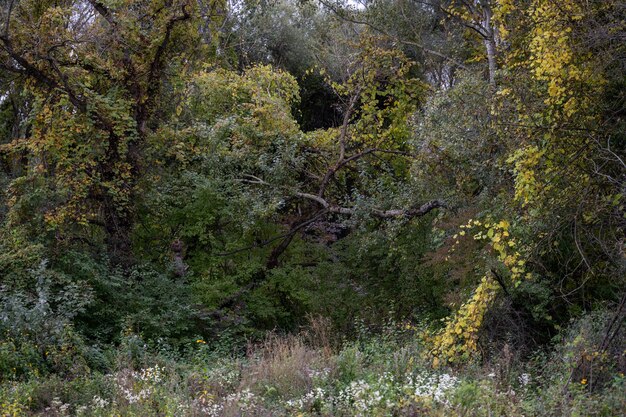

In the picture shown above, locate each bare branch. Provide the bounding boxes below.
[295,190,446,219]
[215,210,327,257]
[3,0,15,38]
[319,145,416,198]
[338,89,360,161]
[206,210,328,316]
[317,89,361,198]
[0,34,89,113]
[368,199,447,218]
[86,0,117,26]
[319,0,469,70]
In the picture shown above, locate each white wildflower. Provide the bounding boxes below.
[518,373,531,386]
[91,395,109,409]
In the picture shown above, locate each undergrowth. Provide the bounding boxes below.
[1,314,623,417]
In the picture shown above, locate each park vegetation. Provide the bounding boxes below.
[0,0,624,415]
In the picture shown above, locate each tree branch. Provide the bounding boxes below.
[147,4,191,89]
[205,210,327,317]
[2,0,15,38]
[215,210,326,257]
[490,268,510,296]
[86,0,117,26]
[139,4,191,134]
[0,35,88,113]
[318,89,360,197]
[319,0,469,70]
[295,190,446,219]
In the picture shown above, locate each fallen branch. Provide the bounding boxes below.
[295,191,446,219]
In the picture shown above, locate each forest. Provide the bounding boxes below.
[0,0,624,416]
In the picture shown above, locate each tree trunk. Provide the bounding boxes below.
[103,199,133,266]
[99,131,137,266]
[481,5,497,87]
[484,36,497,87]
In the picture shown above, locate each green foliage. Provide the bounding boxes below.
[0,260,92,380]
[0,1,624,414]
[58,255,197,346]
[0,317,623,416]
[414,72,503,202]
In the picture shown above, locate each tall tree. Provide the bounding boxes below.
[0,0,222,263]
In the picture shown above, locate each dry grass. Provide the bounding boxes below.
[237,316,336,400]
[241,333,324,399]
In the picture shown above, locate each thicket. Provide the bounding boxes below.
[0,1,624,416]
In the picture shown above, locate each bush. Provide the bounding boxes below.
[0,260,92,380]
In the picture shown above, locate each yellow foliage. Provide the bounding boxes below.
[527,0,600,112]
[499,0,607,211]
[427,217,530,365]
[428,276,499,365]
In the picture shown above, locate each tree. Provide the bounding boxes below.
[137,35,447,327]
[425,0,626,364]
[0,0,223,263]
[443,0,500,86]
